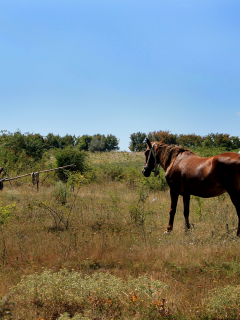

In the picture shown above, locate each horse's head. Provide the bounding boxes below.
[142,138,157,177]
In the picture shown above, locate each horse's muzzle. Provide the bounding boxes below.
[142,168,151,177]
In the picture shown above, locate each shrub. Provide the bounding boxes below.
[96,163,125,182]
[203,285,240,319]
[13,270,168,319]
[140,168,168,192]
[54,147,87,181]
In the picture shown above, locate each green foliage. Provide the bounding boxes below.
[76,134,119,152]
[88,134,106,152]
[53,182,70,206]
[148,130,178,145]
[54,147,87,181]
[124,166,140,188]
[105,134,120,151]
[97,163,125,182]
[35,198,75,231]
[0,130,45,161]
[13,269,167,319]
[75,135,93,151]
[202,133,240,150]
[0,203,16,225]
[129,132,147,151]
[193,146,230,157]
[140,168,168,192]
[192,196,204,219]
[128,189,153,225]
[45,133,76,149]
[204,285,240,319]
[132,130,240,152]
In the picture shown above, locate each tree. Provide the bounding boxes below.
[45,133,75,149]
[177,134,203,148]
[148,130,177,145]
[75,135,93,151]
[59,134,76,148]
[129,132,147,152]
[45,133,61,149]
[105,134,119,151]
[1,130,45,161]
[88,135,106,152]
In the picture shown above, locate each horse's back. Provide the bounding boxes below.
[167,151,240,197]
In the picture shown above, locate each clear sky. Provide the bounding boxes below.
[1,0,240,150]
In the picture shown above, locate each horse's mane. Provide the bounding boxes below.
[155,142,194,170]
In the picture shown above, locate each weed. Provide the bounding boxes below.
[12,270,168,320]
[0,295,14,320]
[203,285,240,319]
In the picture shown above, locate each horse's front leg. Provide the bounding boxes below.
[183,193,191,230]
[166,189,179,233]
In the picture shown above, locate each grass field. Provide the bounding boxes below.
[0,151,240,319]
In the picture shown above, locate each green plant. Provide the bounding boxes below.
[97,163,125,182]
[13,270,168,319]
[193,196,204,219]
[53,182,71,205]
[203,285,240,319]
[140,169,168,192]
[0,203,16,267]
[55,147,87,181]
[0,203,16,226]
[0,295,14,320]
[128,189,154,226]
[124,166,140,188]
[34,187,80,231]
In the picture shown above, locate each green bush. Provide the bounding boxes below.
[54,147,88,181]
[96,163,125,182]
[140,169,168,192]
[203,285,240,319]
[13,269,167,319]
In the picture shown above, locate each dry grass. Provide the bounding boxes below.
[0,152,240,319]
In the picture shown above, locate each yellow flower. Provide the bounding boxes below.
[131,294,137,302]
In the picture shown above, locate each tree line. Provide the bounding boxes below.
[1,130,240,164]
[0,131,119,162]
[129,130,240,151]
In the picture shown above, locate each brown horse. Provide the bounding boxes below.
[142,138,240,236]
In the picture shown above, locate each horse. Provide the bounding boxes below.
[142,138,240,236]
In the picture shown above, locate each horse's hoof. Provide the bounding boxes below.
[163,230,171,235]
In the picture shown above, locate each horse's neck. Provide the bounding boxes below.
[157,146,169,171]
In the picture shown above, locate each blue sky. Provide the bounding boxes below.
[1,0,240,150]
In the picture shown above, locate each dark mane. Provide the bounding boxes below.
[155,142,193,170]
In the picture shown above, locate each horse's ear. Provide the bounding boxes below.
[146,138,152,149]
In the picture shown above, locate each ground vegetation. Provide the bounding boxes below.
[0,132,240,319]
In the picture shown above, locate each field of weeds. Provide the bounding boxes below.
[0,151,240,319]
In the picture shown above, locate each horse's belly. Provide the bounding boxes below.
[189,187,226,198]
[180,180,225,198]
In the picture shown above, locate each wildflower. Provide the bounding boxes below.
[131,294,137,302]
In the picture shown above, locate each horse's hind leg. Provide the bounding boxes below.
[183,193,191,230]
[166,190,179,233]
[228,191,240,236]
